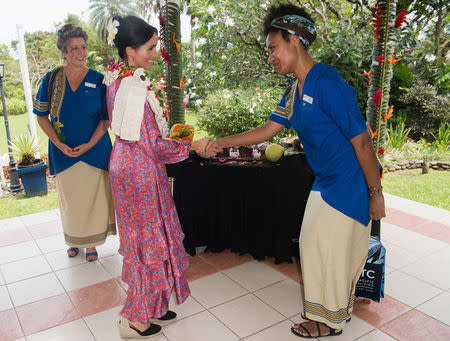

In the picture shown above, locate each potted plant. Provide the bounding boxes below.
[9,134,47,197]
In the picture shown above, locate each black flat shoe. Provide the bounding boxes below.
[119,317,162,339]
[151,310,177,326]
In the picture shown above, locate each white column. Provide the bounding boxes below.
[16,24,39,158]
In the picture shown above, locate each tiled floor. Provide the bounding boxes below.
[1,193,449,341]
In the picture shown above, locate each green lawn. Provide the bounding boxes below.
[0,113,49,155]
[185,110,208,139]
[0,191,59,219]
[383,169,450,210]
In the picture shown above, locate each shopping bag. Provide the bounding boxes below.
[355,234,385,302]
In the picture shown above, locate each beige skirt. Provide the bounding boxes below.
[56,161,116,248]
[299,191,371,330]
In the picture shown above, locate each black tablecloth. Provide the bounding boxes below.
[166,153,315,263]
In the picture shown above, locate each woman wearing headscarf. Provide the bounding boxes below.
[33,24,115,262]
[207,4,385,338]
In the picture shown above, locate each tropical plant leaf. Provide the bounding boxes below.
[160,0,185,126]
[9,134,41,165]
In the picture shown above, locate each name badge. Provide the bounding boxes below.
[303,94,314,104]
[84,82,96,88]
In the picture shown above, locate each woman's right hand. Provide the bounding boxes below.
[191,137,212,155]
[206,139,223,155]
[56,142,76,157]
[191,137,221,158]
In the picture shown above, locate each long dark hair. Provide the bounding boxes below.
[112,16,158,59]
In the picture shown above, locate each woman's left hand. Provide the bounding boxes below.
[70,143,93,157]
[369,194,386,221]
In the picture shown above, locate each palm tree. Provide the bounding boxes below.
[89,0,138,40]
[136,0,159,22]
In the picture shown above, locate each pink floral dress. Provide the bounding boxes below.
[106,79,191,323]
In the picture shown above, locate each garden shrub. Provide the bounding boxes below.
[400,80,450,140]
[197,87,295,143]
[431,122,450,151]
[5,97,27,115]
[384,139,450,163]
[388,119,411,149]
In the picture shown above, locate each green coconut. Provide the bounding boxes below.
[265,144,285,162]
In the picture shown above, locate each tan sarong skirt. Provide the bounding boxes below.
[299,191,370,330]
[56,161,116,248]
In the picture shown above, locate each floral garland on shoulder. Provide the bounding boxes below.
[103,60,136,86]
[103,60,169,137]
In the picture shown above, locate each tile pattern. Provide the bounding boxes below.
[380,309,450,341]
[68,279,127,317]
[0,194,449,341]
[0,227,32,248]
[0,309,23,341]
[15,293,80,336]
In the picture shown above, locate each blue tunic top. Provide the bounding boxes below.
[269,63,370,226]
[33,69,112,175]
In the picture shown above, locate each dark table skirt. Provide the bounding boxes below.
[166,153,315,264]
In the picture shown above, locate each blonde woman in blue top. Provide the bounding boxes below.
[207,4,385,338]
[33,24,115,262]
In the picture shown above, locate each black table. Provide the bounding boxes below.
[166,153,315,264]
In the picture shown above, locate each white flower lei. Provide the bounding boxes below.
[104,68,168,137]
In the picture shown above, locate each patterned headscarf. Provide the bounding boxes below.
[270,15,317,49]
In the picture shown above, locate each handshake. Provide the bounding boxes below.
[190,137,223,158]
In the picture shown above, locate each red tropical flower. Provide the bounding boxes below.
[379,148,385,156]
[160,48,172,65]
[378,55,385,63]
[372,3,384,42]
[373,89,382,108]
[394,9,408,28]
[158,15,165,27]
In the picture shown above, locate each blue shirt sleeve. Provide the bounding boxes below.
[33,72,51,117]
[268,91,291,129]
[318,77,367,140]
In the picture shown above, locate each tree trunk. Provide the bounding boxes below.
[435,0,442,59]
[422,156,430,174]
[190,14,196,64]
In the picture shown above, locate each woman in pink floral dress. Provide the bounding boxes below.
[104,16,216,338]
